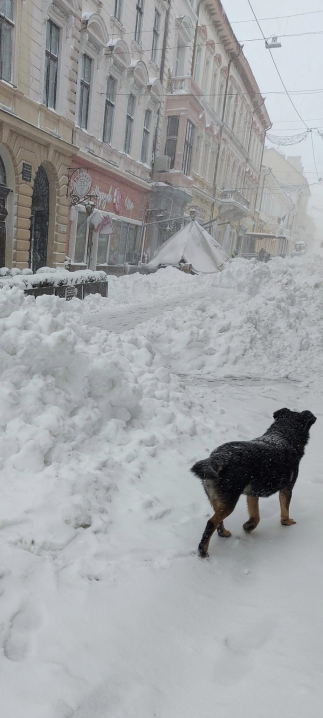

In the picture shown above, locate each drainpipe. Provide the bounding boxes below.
[210,45,243,221]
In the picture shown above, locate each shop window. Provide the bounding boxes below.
[0,0,14,83]
[101,221,141,266]
[74,211,88,264]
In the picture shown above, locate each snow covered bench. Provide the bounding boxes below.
[0,267,108,300]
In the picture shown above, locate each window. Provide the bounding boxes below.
[74,211,88,264]
[182,120,194,176]
[44,20,60,109]
[203,56,211,94]
[114,0,122,22]
[232,100,238,131]
[165,115,179,169]
[175,41,185,76]
[103,75,116,144]
[218,80,225,118]
[151,8,160,63]
[202,142,210,179]
[79,54,92,129]
[124,93,135,154]
[134,0,144,45]
[194,47,202,85]
[194,135,201,173]
[141,108,152,164]
[107,222,141,265]
[0,0,13,83]
[212,70,218,110]
[209,148,216,184]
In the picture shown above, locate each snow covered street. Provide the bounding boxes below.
[0,258,323,717]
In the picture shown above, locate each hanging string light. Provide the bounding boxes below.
[266,130,309,145]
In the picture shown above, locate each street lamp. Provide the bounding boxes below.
[265,36,281,49]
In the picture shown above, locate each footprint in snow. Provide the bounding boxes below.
[4,603,41,662]
[214,616,277,686]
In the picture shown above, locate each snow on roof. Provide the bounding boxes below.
[148,221,229,274]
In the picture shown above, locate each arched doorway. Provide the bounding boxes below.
[30,165,49,272]
[0,156,10,267]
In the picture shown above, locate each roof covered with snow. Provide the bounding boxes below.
[148,221,229,273]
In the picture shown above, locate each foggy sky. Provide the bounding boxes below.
[223,0,323,236]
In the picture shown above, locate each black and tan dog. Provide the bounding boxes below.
[191,408,316,557]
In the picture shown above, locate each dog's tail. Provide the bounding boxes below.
[190,459,221,481]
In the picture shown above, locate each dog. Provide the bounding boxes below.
[191,408,317,557]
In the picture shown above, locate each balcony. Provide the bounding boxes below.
[216,188,250,221]
[168,75,201,96]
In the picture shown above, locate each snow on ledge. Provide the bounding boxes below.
[0,268,108,290]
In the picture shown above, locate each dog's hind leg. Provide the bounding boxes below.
[243,496,260,533]
[279,488,296,526]
[198,501,236,557]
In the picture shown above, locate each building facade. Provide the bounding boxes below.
[0,0,168,272]
[146,0,271,260]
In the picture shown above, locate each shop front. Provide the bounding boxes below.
[67,159,150,275]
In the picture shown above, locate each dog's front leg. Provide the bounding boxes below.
[279,488,296,526]
[243,496,260,533]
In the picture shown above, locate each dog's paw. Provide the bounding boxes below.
[281,518,296,526]
[217,527,232,538]
[243,518,259,533]
[198,544,209,558]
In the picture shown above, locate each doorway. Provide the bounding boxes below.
[0,156,10,267]
[30,165,49,272]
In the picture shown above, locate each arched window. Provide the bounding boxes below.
[0,157,6,185]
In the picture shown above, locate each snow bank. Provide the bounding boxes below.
[115,255,323,380]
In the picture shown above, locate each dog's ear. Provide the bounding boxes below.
[273,408,290,420]
[301,410,317,428]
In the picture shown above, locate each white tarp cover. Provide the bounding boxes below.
[148,220,229,274]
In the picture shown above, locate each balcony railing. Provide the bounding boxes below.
[217,188,250,211]
[168,76,194,94]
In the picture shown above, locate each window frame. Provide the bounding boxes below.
[124,92,135,155]
[114,0,122,22]
[182,120,194,177]
[0,0,14,84]
[164,115,179,169]
[141,108,152,164]
[103,74,117,145]
[43,19,60,110]
[79,53,92,130]
[151,7,160,63]
[134,0,144,45]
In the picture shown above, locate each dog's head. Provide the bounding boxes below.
[274,408,316,431]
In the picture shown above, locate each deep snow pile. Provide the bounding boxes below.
[121,256,323,380]
[0,257,323,717]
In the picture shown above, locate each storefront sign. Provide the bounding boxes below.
[72,170,92,199]
[94,185,112,210]
[113,188,122,215]
[125,197,134,212]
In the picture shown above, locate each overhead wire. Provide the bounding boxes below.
[246,0,322,181]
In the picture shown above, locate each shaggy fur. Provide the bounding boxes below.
[191,408,316,557]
